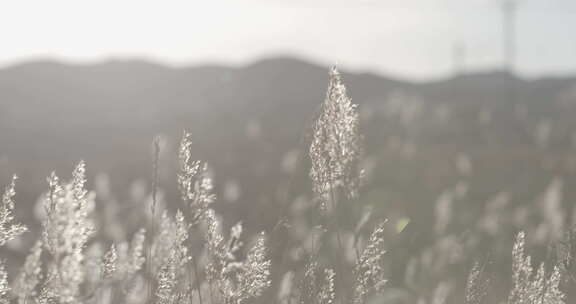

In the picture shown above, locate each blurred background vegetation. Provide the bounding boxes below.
[2,56,576,302]
[2,0,576,302]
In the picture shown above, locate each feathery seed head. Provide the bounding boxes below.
[152,211,191,304]
[0,175,27,246]
[0,262,9,304]
[205,211,271,304]
[103,244,118,279]
[353,221,387,304]
[465,261,489,304]
[319,269,335,304]
[508,231,565,304]
[178,131,216,225]
[12,240,43,302]
[40,162,95,304]
[127,228,147,275]
[309,67,362,210]
[298,258,335,304]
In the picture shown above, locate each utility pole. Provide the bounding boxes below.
[501,0,519,107]
[502,0,518,73]
[453,42,466,77]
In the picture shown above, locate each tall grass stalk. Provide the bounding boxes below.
[147,136,161,303]
[309,67,362,303]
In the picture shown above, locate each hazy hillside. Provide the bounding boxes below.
[1,56,576,237]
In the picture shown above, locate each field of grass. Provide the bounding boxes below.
[1,64,576,304]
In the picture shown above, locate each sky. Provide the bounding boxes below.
[0,0,574,80]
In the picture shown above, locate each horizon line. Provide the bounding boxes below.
[1,54,575,83]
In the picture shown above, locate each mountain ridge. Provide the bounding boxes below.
[1,56,576,233]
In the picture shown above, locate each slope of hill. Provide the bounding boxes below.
[1,56,576,236]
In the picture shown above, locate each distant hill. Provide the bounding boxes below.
[1,56,576,235]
